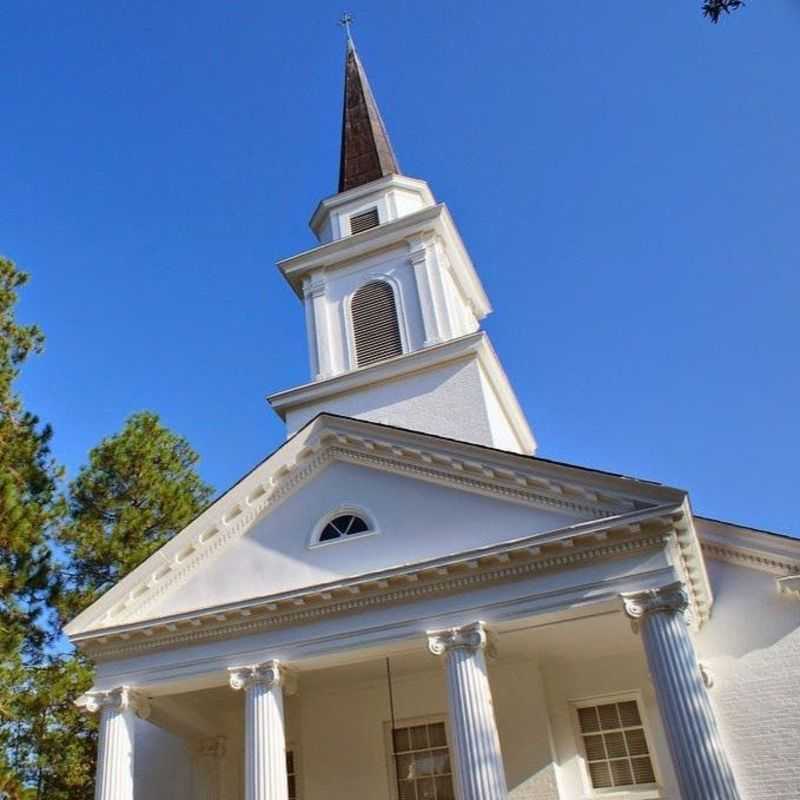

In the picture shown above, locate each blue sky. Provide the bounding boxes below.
[2,1,798,534]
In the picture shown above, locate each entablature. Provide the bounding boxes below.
[697,516,800,576]
[71,501,708,663]
[278,203,490,320]
[309,174,436,243]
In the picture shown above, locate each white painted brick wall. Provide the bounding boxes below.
[695,559,800,800]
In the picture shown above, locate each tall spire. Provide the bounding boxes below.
[338,34,401,193]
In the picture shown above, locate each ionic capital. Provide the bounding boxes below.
[81,686,151,720]
[302,271,326,299]
[228,659,297,694]
[621,581,689,622]
[406,232,436,266]
[427,621,489,656]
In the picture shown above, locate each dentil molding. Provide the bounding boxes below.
[80,522,678,660]
[84,428,639,633]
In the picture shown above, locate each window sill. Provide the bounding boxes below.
[586,787,661,800]
[307,529,380,550]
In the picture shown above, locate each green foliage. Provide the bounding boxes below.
[0,257,66,799]
[0,655,96,800]
[0,258,61,656]
[55,410,214,620]
[0,256,213,798]
[703,0,745,23]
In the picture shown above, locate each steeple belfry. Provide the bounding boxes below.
[338,36,401,192]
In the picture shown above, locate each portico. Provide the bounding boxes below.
[74,453,742,800]
[81,584,739,800]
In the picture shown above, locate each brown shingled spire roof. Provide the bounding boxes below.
[338,37,401,193]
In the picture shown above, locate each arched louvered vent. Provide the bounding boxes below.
[351,281,403,367]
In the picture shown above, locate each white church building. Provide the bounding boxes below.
[67,36,800,800]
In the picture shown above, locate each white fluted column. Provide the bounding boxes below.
[622,582,741,800]
[229,660,295,800]
[427,621,508,800]
[84,686,150,800]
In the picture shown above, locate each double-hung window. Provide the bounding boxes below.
[391,719,455,800]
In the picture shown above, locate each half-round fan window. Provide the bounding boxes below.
[319,514,370,542]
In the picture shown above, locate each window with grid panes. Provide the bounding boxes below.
[392,720,455,800]
[577,699,656,791]
[286,750,297,800]
[319,513,370,542]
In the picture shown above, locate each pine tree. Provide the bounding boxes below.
[0,257,59,646]
[8,413,213,800]
[703,0,745,23]
[0,257,213,797]
[55,410,214,620]
[2,655,95,800]
[0,257,62,797]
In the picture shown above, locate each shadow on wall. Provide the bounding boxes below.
[491,660,561,800]
[697,559,798,660]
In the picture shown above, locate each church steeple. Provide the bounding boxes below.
[338,36,401,192]
[270,31,536,456]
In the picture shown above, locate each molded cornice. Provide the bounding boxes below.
[64,415,696,648]
[696,517,800,577]
[268,331,537,454]
[309,174,435,234]
[71,503,710,661]
[278,202,491,319]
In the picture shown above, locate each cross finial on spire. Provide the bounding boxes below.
[337,15,401,192]
[338,12,354,43]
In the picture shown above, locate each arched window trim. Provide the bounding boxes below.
[308,505,380,549]
[343,275,410,371]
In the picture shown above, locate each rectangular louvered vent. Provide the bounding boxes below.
[349,208,380,234]
[352,281,403,367]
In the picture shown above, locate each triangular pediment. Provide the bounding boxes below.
[65,415,684,638]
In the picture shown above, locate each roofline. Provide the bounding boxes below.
[695,514,798,542]
[63,413,327,636]
[310,412,681,492]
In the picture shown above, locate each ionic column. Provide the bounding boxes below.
[622,582,741,800]
[427,621,508,800]
[84,686,150,800]
[229,660,295,800]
